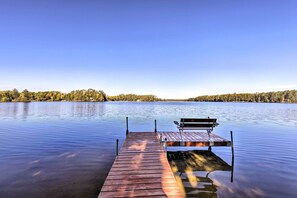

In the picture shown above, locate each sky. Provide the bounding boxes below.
[0,0,296,99]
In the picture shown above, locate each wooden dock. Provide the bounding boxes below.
[98,132,184,198]
[158,132,231,147]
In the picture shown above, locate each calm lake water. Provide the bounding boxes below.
[0,102,296,198]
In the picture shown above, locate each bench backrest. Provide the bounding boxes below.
[180,118,217,123]
[179,118,218,129]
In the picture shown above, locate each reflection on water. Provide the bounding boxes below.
[168,150,233,198]
[0,102,107,120]
[0,102,297,198]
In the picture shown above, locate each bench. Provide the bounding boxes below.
[174,118,219,133]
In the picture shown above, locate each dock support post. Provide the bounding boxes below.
[154,120,157,132]
[164,138,167,154]
[231,130,234,158]
[160,134,162,143]
[208,146,212,151]
[230,130,234,182]
[208,131,212,151]
[116,139,119,156]
[126,117,129,136]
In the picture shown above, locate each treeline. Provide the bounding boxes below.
[189,90,297,103]
[0,89,107,102]
[0,89,160,102]
[2,89,297,103]
[108,94,159,102]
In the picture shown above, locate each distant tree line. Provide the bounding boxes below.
[0,89,107,102]
[108,94,159,102]
[189,90,297,103]
[0,89,160,102]
[2,89,296,103]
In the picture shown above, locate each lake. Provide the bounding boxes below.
[0,102,296,198]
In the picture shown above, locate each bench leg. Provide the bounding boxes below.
[179,129,183,143]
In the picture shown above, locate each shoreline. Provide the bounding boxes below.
[0,100,296,104]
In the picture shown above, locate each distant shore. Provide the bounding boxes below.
[0,89,296,103]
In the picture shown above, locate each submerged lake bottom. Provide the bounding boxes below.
[0,101,296,198]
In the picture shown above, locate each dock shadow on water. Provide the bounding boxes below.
[168,150,233,198]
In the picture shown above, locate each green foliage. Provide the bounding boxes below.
[189,90,297,103]
[65,89,107,102]
[3,88,295,103]
[108,94,159,102]
[0,89,107,102]
[0,89,159,102]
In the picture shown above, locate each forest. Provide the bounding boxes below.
[0,89,107,102]
[0,89,159,102]
[1,89,297,103]
[189,90,297,103]
[108,94,159,102]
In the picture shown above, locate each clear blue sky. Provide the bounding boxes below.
[0,0,296,99]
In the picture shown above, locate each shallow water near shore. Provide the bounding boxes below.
[0,101,296,198]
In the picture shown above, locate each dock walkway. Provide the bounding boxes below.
[98,132,184,198]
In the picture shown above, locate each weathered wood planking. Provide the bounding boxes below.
[158,132,231,147]
[98,132,184,198]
